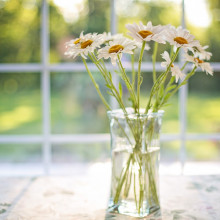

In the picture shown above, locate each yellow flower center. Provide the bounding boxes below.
[194,58,204,63]
[74,39,80,44]
[174,37,188,45]
[81,40,93,49]
[138,30,153,39]
[109,44,124,53]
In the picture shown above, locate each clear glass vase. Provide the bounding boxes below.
[107,108,164,218]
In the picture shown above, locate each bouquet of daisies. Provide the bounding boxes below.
[65,21,212,115]
[65,21,213,216]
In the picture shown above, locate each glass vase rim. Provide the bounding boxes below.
[107,107,164,119]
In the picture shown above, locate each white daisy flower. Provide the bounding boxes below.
[126,21,166,44]
[102,32,124,43]
[65,32,103,59]
[135,41,150,50]
[185,54,213,75]
[161,51,185,82]
[164,26,200,51]
[170,66,186,82]
[189,45,212,60]
[161,51,173,68]
[100,32,150,50]
[97,37,136,65]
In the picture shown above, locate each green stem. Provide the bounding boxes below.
[99,57,108,72]
[157,66,197,110]
[145,47,180,113]
[86,51,161,212]
[114,153,133,204]
[170,45,174,58]
[89,53,106,73]
[137,41,146,114]
[169,66,197,98]
[152,42,158,84]
[88,54,126,112]
[82,57,111,110]
[123,165,132,197]
[138,156,144,214]
[117,55,138,112]
[181,61,189,71]
[131,53,136,90]
[88,53,137,141]
[154,61,189,111]
[133,170,138,210]
[145,153,159,205]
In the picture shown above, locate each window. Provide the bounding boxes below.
[0,0,219,175]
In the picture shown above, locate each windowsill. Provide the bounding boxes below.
[1,161,220,176]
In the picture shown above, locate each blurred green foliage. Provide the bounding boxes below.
[0,0,41,63]
[0,0,220,162]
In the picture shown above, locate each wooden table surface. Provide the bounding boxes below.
[0,170,220,220]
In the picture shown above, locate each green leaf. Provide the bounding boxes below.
[170,76,175,84]
[166,84,176,92]
[159,85,164,97]
[105,84,112,89]
[181,81,188,86]
[107,91,114,97]
[140,76,143,85]
[163,103,172,107]
[119,81,123,98]
[108,72,112,79]
[124,80,131,91]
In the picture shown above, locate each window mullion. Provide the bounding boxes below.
[110,0,119,109]
[41,0,51,175]
[179,0,187,174]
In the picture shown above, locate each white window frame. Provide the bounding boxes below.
[0,0,220,174]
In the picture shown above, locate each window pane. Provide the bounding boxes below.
[185,0,220,62]
[0,73,42,134]
[117,0,181,32]
[0,144,41,163]
[187,72,220,133]
[0,0,41,63]
[52,143,110,163]
[160,141,180,162]
[185,0,220,132]
[51,71,110,134]
[50,0,110,63]
[51,69,179,134]
[51,142,110,175]
[160,141,182,175]
[186,141,220,161]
